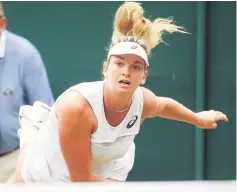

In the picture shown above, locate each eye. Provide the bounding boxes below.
[115,61,123,66]
[134,65,141,70]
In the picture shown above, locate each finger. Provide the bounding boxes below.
[215,114,225,121]
[223,115,228,122]
[215,113,228,122]
[212,123,217,128]
[216,111,228,122]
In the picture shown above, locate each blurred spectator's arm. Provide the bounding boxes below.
[23,48,54,106]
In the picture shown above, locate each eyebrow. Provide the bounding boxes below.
[114,56,125,60]
[114,56,144,65]
[134,61,144,65]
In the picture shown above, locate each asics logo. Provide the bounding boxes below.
[127,115,138,129]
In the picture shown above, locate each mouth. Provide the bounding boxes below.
[118,80,131,86]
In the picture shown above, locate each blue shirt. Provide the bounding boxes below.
[0,30,54,154]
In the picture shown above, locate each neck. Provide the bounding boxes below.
[103,81,133,112]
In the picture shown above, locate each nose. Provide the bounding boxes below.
[122,65,131,77]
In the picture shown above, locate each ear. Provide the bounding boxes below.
[0,17,7,33]
[140,70,148,85]
[103,61,109,78]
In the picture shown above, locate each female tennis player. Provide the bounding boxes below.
[16,1,228,183]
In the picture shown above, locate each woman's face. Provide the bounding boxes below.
[104,54,148,95]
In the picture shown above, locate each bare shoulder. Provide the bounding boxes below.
[56,91,96,133]
[141,87,158,119]
[56,91,90,115]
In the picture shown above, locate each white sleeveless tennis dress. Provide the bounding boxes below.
[21,81,144,182]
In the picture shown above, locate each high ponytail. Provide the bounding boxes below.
[111,2,187,54]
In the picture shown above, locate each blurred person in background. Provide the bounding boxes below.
[0,2,54,183]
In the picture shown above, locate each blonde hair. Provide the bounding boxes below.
[111,1,188,54]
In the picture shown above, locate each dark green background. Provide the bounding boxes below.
[3,1,236,181]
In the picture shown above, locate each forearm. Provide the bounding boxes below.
[157,98,200,126]
[15,144,28,183]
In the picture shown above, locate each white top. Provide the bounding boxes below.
[0,31,6,58]
[22,81,144,182]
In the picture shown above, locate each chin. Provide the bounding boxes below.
[115,86,136,95]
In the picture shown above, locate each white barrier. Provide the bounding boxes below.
[0,180,236,192]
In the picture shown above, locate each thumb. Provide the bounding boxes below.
[212,123,217,128]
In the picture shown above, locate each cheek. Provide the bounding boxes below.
[107,67,119,82]
[133,73,146,84]
[134,71,145,79]
[109,66,120,76]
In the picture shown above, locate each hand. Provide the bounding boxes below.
[196,110,228,129]
[18,101,51,148]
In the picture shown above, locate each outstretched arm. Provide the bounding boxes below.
[142,87,228,128]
